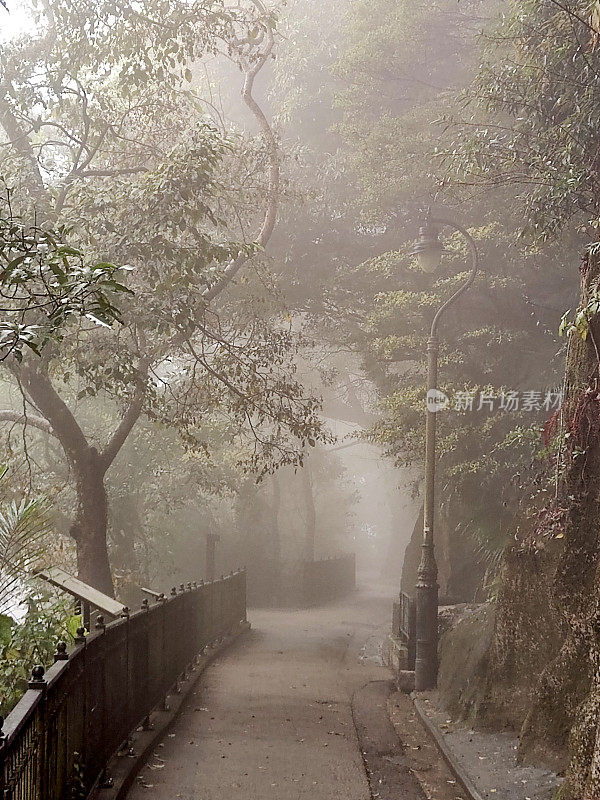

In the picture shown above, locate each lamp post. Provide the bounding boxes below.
[410,211,479,691]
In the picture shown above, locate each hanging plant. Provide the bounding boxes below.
[559,286,600,341]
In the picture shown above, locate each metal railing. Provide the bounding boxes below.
[0,570,247,800]
[392,591,416,670]
[302,553,356,606]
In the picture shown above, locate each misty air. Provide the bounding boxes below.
[0,1,595,798]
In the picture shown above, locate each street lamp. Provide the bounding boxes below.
[409,211,479,691]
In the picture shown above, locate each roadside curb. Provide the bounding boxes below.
[93,621,251,800]
[352,680,427,800]
[412,695,485,800]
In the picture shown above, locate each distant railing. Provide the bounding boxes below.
[302,553,356,606]
[392,591,416,670]
[0,570,247,800]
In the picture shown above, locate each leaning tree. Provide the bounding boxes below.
[0,0,325,595]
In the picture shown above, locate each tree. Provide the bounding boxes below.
[271,0,571,599]
[0,190,128,360]
[0,0,325,596]
[300,456,316,561]
[448,0,600,242]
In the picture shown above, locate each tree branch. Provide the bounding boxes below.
[546,0,598,34]
[0,100,50,214]
[100,377,147,471]
[144,10,280,366]
[203,3,278,302]
[0,409,54,435]
[79,167,148,178]
[16,361,91,466]
[1,2,282,479]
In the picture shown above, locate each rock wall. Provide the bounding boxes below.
[401,503,486,603]
[481,548,565,739]
[438,603,495,723]
[453,252,600,798]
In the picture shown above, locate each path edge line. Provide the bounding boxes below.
[411,695,485,800]
[352,679,427,800]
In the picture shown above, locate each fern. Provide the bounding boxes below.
[0,491,51,618]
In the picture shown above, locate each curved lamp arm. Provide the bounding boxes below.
[413,214,479,692]
[429,218,479,339]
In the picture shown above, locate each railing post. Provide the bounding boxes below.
[223,574,229,633]
[46,641,68,796]
[73,624,88,793]
[28,665,47,800]
[120,606,136,755]
[209,578,214,644]
[93,616,114,789]
[408,597,417,671]
[197,582,203,655]
[219,576,224,640]
[54,641,68,663]
[140,599,153,731]
[74,625,86,645]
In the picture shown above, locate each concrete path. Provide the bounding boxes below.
[125,579,404,800]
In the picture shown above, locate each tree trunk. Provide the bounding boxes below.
[71,448,114,597]
[270,473,282,603]
[271,474,282,564]
[301,459,316,561]
[16,362,116,596]
[556,253,600,798]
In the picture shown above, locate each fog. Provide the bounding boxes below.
[0,0,597,796]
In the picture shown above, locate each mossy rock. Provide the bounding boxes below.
[438,602,495,723]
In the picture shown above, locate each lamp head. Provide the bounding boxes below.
[410,219,443,273]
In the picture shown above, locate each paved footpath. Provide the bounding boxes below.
[125,579,404,800]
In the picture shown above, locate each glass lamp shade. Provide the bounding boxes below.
[417,244,443,273]
[410,222,443,273]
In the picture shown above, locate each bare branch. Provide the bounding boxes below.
[0,101,50,213]
[78,167,148,178]
[100,375,147,471]
[0,409,54,435]
[16,361,90,465]
[546,0,597,34]
[203,4,279,302]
